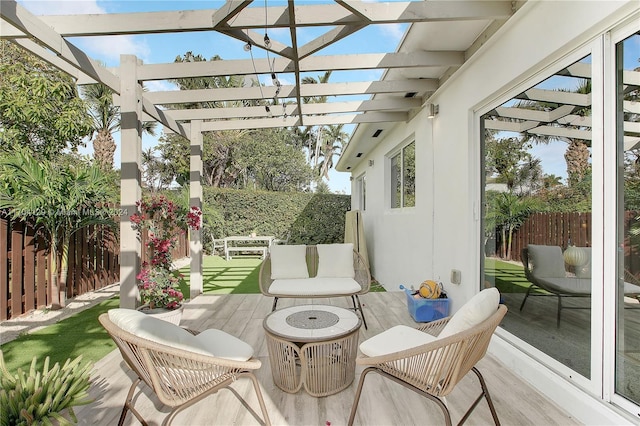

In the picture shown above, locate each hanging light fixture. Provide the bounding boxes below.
[264,34,271,47]
[243,41,252,51]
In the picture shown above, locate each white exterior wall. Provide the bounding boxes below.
[354,1,637,423]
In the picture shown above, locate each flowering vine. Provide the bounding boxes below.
[130,195,202,309]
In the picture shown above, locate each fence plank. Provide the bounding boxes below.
[0,218,9,320]
[36,234,47,309]
[23,225,36,313]
[11,222,24,317]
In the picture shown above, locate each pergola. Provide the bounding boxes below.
[0,0,522,307]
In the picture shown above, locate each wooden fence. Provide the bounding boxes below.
[496,211,640,274]
[0,217,188,320]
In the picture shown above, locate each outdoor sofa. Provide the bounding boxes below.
[259,243,371,328]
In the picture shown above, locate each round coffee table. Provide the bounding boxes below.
[263,304,361,397]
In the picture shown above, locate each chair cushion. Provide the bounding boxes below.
[359,325,437,357]
[316,243,355,278]
[270,244,309,279]
[269,277,361,296]
[528,245,566,278]
[195,329,254,361]
[108,309,253,361]
[439,287,500,338]
[536,277,591,294]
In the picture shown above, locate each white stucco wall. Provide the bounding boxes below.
[357,0,636,307]
[355,1,637,423]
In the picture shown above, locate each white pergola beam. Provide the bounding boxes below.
[518,88,591,107]
[146,79,437,105]
[0,0,120,92]
[298,24,367,60]
[137,51,463,81]
[167,97,421,120]
[200,111,407,131]
[211,0,252,28]
[2,2,512,37]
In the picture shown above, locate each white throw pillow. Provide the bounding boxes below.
[439,287,500,338]
[527,245,566,278]
[109,308,207,354]
[270,244,309,279]
[574,247,592,279]
[316,243,355,278]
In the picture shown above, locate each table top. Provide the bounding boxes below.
[263,305,361,342]
[224,236,274,243]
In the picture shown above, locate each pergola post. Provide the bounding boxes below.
[119,55,143,309]
[189,120,204,299]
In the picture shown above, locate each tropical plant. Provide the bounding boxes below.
[486,192,534,260]
[0,351,93,425]
[0,149,117,308]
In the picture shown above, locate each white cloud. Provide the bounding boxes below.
[75,35,151,65]
[144,80,179,93]
[19,0,105,15]
[379,23,405,45]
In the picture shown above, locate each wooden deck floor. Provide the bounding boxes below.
[76,292,580,426]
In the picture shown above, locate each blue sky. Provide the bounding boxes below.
[19,0,408,194]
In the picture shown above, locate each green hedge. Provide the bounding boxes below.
[203,188,351,245]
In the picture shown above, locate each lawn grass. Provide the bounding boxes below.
[2,254,384,373]
[484,257,532,293]
[1,298,119,374]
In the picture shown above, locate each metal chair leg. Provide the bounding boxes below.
[272,297,279,312]
[458,367,500,426]
[120,377,147,426]
[354,295,368,329]
[348,367,374,426]
[519,285,535,311]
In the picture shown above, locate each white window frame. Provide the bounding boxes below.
[356,173,366,211]
[387,139,416,209]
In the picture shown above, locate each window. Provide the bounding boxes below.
[356,174,366,211]
[481,53,593,379]
[390,141,415,208]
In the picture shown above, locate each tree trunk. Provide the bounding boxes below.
[49,242,61,309]
[58,233,70,308]
[506,227,514,261]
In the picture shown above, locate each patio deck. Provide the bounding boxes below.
[76,292,579,425]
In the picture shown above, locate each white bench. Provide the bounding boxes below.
[225,246,267,260]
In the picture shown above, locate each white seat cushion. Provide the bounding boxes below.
[439,287,500,338]
[108,309,253,361]
[195,329,254,361]
[528,245,566,278]
[359,325,437,357]
[269,277,361,296]
[270,244,309,279]
[316,243,355,278]
[536,277,591,294]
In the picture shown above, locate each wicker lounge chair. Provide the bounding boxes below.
[99,310,271,426]
[348,289,507,426]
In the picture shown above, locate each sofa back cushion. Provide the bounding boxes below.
[316,243,355,278]
[270,244,309,279]
[527,244,566,278]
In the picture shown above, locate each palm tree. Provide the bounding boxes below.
[486,192,533,260]
[82,82,156,171]
[0,150,116,308]
[301,71,333,166]
[317,124,348,180]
